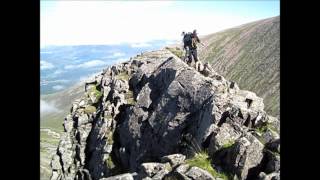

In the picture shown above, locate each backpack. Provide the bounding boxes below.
[191,37,198,48]
[183,33,192,48]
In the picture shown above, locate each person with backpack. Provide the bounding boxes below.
[181,31,187,50]
[190,30,201,62]
[182,31,191,62]
[182,30,203,64]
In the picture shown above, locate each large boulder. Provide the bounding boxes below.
[100,173,134,180]
[216,134,264,180]
[160,154,186,168]
[174,164,191,179]
[231,90,264,112]
[208,122,243,155]
[137,162,171,180]
[117,55,216,171]
[185,166,215,180]
[263,150,280,174]
[265,139,280,153]
[258,172,280,180]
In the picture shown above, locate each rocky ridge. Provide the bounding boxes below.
[50,49,280,180]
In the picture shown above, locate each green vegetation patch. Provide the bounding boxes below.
[125,90,136,105]
[41,116,65,133]
[221,139,235,149]
[272,150,280,156]
[255,122,279,145]
[40,130,60,145]
[166,47,184,59]
[86,85,102,103]
[127,98,136,105]
[105,155,115,169]
[124,90,133,99]
[256,122,278,134]
[84,105,97,114]
[40,129,61,179]
[115,72,130,82]
[93,86,102,98]
[105,114,113,120]
[186,151,229,180]
[105,130,114,144]
[256,136,267,145]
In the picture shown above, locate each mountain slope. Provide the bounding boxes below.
[41,82,85,179]
[198,16,280,118]
[41,81,85,132]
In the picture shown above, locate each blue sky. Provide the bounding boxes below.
[41,0,279,47]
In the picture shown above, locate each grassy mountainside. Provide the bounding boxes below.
[41,81,85,132]
[40,81,85,179]
[40,129,61,180]
[198,16,280,117]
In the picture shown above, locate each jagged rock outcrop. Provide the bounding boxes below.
[51,49,280,180]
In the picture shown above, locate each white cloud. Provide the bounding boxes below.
[40,99,60,114]
[116,58,128,63]
[107,52,125,58]
[40,51,52,54]
[64,60,107,69]
[79,72,101,82]
[79,76,90,82]
[77,60,106,68]
[41,1,179,46]
[53,69,64,75]
[130,42,152,48]
[52,85,64,90]
[40,60,54,70]
[41,1,278,46]
[40,79,69,86]
[64,65,76,69]
[165,40,179,45]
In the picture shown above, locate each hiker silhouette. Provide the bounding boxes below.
[182,30,201,64]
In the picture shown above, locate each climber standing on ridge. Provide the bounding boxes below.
[182,29,203,65]
[181,31,189,62]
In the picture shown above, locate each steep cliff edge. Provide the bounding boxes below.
[50,49,280,180]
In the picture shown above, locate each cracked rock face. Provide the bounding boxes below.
[117,55,216,171]
[50,49,280,180]
[225,135,264,180]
